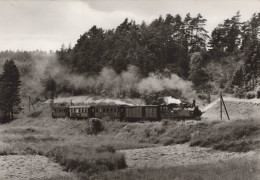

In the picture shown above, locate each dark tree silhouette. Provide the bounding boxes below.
[0,59,21,122]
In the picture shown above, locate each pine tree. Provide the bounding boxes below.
[0,59,21,122]
[189,52,210,92]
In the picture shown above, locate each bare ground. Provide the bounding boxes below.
[120,143,258,169]
[0,155,70,180]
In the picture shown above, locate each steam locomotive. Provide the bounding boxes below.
[52,101,202,121]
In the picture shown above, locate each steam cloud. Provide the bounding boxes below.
[14,53,195,101]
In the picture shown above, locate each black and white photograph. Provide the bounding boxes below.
[0,0,260,179]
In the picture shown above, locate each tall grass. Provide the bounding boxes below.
[47,145,126,175]
[93,157,259,180]
[190,120,260,152]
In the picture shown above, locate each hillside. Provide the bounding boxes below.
[1,114,260,179]
[202,97,260,120]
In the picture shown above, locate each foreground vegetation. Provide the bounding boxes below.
[93,157,259,180]
[104,119,260,152]
[0,117,259,179]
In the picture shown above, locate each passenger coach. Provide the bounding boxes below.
[125,105,160,121]
[94,105,125,119]
[69,105,94,119]
[52,105,69,118]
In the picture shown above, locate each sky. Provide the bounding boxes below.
[0,0,259,51]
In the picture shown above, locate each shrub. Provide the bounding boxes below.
[234,86,246,98]
[95,145,116,153]
[143,128,151,138]
[47,146,127,175]
[213,140,253,152]
[197,93,208,101]
[257,89,260,99]
[161,119,169,126]
[245,91,256,99]
[88,118,104,135]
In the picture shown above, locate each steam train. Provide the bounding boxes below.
[52,101,202,121]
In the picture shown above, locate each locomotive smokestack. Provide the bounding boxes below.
[193,100,196,107]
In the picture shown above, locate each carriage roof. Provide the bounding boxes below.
[69,105,92,109]
[53,105,68,109]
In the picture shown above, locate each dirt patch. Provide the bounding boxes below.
[0,155,70,179]
[119,144,257,169]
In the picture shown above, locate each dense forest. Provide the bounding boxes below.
[0,12,260,103]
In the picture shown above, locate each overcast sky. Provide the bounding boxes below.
[0,0,259,51]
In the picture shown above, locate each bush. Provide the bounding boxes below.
[47,146,127,175]
[245,91,256,99]
[257,89,260,99]
[161,119,169,126]
[197,93,208,101]
[234,86,246,98]
[95,145,116,153]
[88,118,104,135]
[213,140,253,152]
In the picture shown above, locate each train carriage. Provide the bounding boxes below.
[125,105,160,121]
[52,105,69,118]
[94,105,125,119]
[69,105,94,119]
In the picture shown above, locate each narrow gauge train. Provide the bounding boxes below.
[52,102,202,120]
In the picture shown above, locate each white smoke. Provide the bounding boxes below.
[11,52,195,101]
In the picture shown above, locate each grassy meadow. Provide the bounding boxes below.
[0,116,260,179]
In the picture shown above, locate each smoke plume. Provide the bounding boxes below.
[7,52,195,102]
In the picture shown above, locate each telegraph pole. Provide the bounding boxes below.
[29,96,31,112]
[220,92,230,120]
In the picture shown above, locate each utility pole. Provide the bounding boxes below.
[220,92,230,120]
[220,93,222,120]
[29,96,31,112]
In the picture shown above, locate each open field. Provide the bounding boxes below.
[119,144,256,169]
[0,106,260,179]
[94,157,260,180]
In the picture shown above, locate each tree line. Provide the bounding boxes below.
[56,12,260,98]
